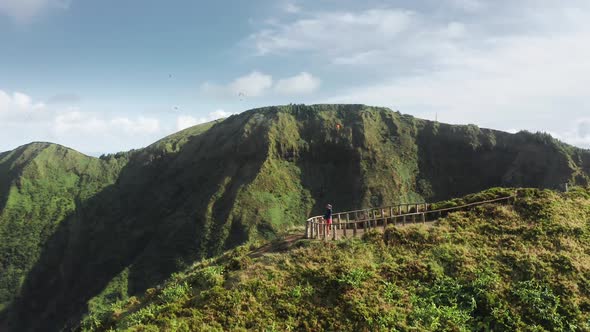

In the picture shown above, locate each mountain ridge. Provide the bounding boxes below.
[1,104,589,331]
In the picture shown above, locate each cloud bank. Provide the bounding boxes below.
[0,90,164,154]
[176,109,232,131]
[245,1,590,148]
[200,71,320,98]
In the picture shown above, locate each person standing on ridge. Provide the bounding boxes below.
[324,204,333,237]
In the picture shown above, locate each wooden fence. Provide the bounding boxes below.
[305,195,516,241]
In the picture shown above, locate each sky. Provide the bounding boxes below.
[1,0,590,155]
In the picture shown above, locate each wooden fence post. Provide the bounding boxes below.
[332,223,336,241]
[344,214,349,237]
[317,221,321,239]
[314,220,318,238]
[375,209,378,228]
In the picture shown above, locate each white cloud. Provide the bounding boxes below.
[555,118,590,149]
[229,71,273,97]
[209,109,231,119]
[54,111,160,136]
[0,90,54,152]
[0,0,70,22]
[111,117,160,135]
[444,22,466,39]
[0,89,164,153]
[275,72,320,95]
[201,71,321,99]
[247,7,479,71]
[248,9,414,56]
[176,109,232,131]
[577,120,590,139]
[201,71,273,98]
[176,115,200,131]
[0,90,10,110]
[283,2,300,14]
[0,90,46,118]
[12,92,33,108]
[324,9,590,134]
[54,110,104,134]
[50,109,162,151]
[50,110,162,152]
[246,3,585,149]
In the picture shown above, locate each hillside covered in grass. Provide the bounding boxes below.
[0,143,127,312]
[83,187,590,331]
[1,104,590,331]
[0,123,218,326]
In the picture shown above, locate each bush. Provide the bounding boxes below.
[158,282,191,304]
[512,280,566,330]
[337,267,373,289]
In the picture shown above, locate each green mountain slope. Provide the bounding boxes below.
[0,143,127,312]
[85,187,590,331]
[1,104,589,331]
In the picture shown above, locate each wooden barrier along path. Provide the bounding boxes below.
[305,195,516,241]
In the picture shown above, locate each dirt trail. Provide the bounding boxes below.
[249,234,304,258]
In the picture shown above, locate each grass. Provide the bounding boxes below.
[84,187,590,331]
[0,143,127,308]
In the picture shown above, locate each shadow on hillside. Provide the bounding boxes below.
[296,140,363,216]
[293,109,365,216]
[9,114,269,331]
[415,121,576,201]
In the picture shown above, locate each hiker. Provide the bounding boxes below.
[324,204,333,236]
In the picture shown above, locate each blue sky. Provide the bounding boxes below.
[1,0,590,154]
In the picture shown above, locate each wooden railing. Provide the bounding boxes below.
[305,195,516,241]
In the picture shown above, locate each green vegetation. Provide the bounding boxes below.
[1,105,589,331]
[84,188,590,331]
[0,143,127,310]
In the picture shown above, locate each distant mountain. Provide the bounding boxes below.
[1,105,589,331]
[0,143,125,311]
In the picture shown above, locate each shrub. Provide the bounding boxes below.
[512,280,566,330]
[337,267,373,289]
[158,282,191,304]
